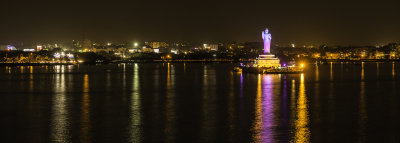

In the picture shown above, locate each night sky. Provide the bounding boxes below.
[1,0,399,45]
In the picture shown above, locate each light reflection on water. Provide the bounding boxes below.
[165,63,176,142]
[80,74,90,142]
[293,74,310,143]
[228,72,236,142]
[51,66,69,142]
[201,65,217,142]
[392,62,395,79]
[2,63,400,142]
[130,63,142,142]
[29,66,34,92]
[358,77,367,142]
[252,74,310,143]
[252,74,277,142]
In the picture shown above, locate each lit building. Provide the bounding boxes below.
[0,45,16,51]
[37,45,42,51]
[390,51,396,59]
[203,44,218,51]
[325,52,341,59]
[142,46,154,53]
[145,42,168,48]
[128,49,140,53]
[375,51,385,59]
[210,44,218,51]
[256,54,281,67]
[83,39,92,49]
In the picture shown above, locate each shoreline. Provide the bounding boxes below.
[0,59,398,66]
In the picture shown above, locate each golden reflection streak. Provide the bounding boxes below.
[330,62,333,81]
[376,63,379,78]
[29,66,34,92]
[358,78,367,142]
[80,74,90,142]
[20,66,24,73]
[27,66,38,141]
[340,62,344,80]
[130,63,142,142]
[51,69,69,142]
[361,62,364,81]
[184,62,186,73]
[392,62,395,79]
[315,65,319,82]
[293,74,310,143]
[6,66,11,74]
[253,74,262,142]
[106,71,111,92]
[123,64,126,91]
[290,79,296,131]
[55,65,60,73]
[165,63,175,142]
[328,66,335,140]
[200,65,217,142]
[313,74,321,142]
[227,72,235,141]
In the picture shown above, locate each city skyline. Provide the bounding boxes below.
[1,0,400,45]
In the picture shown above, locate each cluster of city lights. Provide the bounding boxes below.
[54,52,74,59]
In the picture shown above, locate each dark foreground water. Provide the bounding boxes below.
[1,63,400,143]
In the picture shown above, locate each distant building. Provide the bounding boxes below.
[390,51,396,59]
[142,46,154,53]
[37,45,42,51]
[72,40,81,50]
[202,44,218,51]
[210,44,218,51]
[92,47,113,53]
[145,42,168,48]
[83,39,92,49]
[375,51,385,59]
[325,52,341,59]
[0,45,16,51]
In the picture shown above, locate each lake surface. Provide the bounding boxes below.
[1,63,399,142]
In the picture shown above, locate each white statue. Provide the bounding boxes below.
[262,28,272,54]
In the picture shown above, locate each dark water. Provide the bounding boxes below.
[1,63,400,143]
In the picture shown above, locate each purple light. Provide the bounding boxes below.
[261,75,274,142]
[262,28,271,54]
[54,53,60,58]
[240,73,243,97]
[7,45,15,50]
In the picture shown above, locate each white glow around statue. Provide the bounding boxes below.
[262,28,272,54]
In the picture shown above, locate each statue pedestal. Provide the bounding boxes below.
[255,54,281,68]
